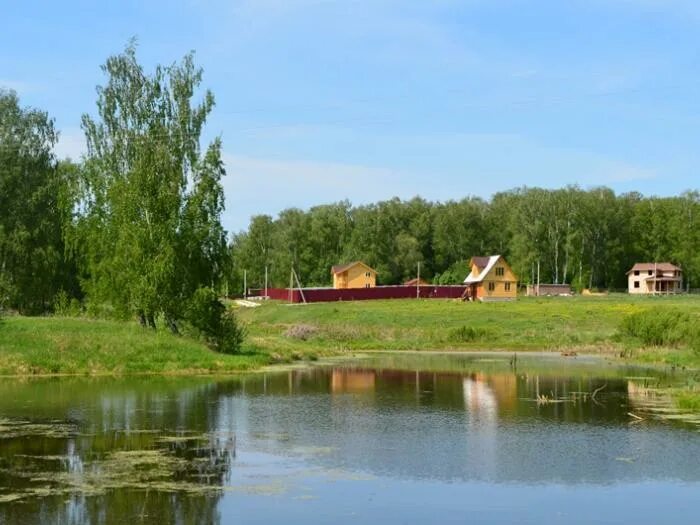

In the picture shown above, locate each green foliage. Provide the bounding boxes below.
[74,42,227,328]
[620,308,700,349]
[434,260,470,285]
[231,187,700,293]
[186,287,245,354]
[676,392,700,411]
[0,91,78,314]
[53,290,82,317]
[449,325,491,342]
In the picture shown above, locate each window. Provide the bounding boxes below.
[488,282,495,291]
[495,267,504,276]
[634,270,639,276]
[365,271,371,278]
[505,282,511,291]
[634,281,640,288]
[648,270,653,275]
[365,283,370,288]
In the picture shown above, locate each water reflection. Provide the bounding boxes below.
[0,354,698,525]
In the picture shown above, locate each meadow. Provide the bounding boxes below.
[239,294,700,366]
[2,294,700,376]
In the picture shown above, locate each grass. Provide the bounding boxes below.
[238,294,700,367]
[2,294,700,376]
[0,316,269,376]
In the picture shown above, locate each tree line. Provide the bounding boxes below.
[229,188,700,293]
[0,43,243,352]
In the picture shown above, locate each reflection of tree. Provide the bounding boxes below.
[0,380,234,525]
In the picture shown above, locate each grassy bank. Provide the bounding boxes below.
[2,294,700,377]
[239,294,700,366]
[0,316,268,376]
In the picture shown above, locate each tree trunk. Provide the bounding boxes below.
[166,315,179,335]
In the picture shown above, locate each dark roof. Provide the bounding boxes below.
[331,261,377,275]
[470,256,491,269]
[626,262,681,275]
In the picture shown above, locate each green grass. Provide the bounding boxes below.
[0,316,270,376]
[2,294,700,377]
[237,294,700,367]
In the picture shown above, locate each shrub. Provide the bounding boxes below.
[449,325,490,342]
[53,291,82,316]
[620,308,700,350]
[186,287,246,354]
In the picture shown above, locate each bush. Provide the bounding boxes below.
[186,287,246,354]
[620,308,700,350]
[53,290,82,316]
[449,325,490,342]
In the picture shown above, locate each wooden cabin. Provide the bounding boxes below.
[627,262,683,295]
[331,261,377,289]
[463,255,518,301]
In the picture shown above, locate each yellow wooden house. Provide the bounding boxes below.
[463,255,518,301]
[331,261,377,289]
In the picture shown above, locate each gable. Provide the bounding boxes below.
[331,261,377,276]
[465,255,518,283]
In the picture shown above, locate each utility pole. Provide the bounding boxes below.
[292,268,307,304]
[417,261,421,299]
[536,260,540,297]
[243,270,247,299]
[264,266,268,299]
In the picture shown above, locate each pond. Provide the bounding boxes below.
[0,352,698,524]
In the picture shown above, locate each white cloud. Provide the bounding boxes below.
[54,128,86,161]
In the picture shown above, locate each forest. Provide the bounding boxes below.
[229,188,700,293]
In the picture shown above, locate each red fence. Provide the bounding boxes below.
[251,285,467,303]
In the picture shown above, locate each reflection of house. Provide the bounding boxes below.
[463,255,518,301]
[331,370,376,393]
[627,263,683,295]
[331,261,377,289]
[463,376,498,419]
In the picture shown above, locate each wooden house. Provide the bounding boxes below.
[463,255,518,301]
[331,261,377,289]
[627,262,683,294]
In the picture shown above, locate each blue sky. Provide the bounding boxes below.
[3,0,700,231]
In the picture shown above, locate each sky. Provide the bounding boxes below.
[2,0,700,232]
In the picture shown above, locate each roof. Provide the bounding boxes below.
[626,262,681,275]
[404,277,429,286]
[331,261,377,275]
[471,256,491,270]
[465,255,501,284]
[644,276,682,282]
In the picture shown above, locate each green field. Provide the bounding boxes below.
[239,294,700,367]
[1,294,699,377]
[0,317,267,376]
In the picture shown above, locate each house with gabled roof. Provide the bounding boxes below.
[463,255,518,301]
[627,262,683,295]
[331,261,377,289]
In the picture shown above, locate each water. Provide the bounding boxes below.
[0,353,698,524]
